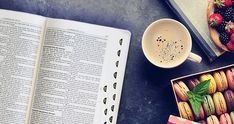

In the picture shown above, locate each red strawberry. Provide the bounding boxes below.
[225,21,234,34]
[231,34,234,43]
[227,41,234,50]
[214,0,232,8]
[208,14,223,27]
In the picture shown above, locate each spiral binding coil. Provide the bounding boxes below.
[103,38,123,124]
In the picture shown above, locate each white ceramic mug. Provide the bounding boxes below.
[142,19,202,68]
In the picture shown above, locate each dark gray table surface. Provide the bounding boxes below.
[1,0,234,123]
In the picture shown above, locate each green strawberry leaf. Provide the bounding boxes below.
[192,79,210,95]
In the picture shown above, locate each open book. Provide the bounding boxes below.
[0,9,131,124]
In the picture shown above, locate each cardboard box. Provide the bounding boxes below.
[171,64,234,122]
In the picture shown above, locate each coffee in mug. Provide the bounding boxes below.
[142,19,202,68]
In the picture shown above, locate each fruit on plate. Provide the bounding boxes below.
[224,7,234,21]
[214,0,232,8]
[208,14,223,27]
[225,21,234,34]
[228,34,234,50]
[227,41,234,50]
[207,0,234,51]
[231,33,234,41]
[219,32,230,45]
[216,21,226,33]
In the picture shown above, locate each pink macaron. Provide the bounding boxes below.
[194,106,205,120]
[220,113,232,124]
[226,68,234,90]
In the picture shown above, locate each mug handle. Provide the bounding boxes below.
[187,52,202,63]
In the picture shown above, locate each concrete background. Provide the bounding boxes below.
[0,0,234,123]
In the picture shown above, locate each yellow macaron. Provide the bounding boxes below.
[207,115,219,124]
[213,92,227,115]
[213,71,228,92]
[200,74,216,94]
[178,102,194,121]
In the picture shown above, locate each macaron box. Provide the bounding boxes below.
[171,64,234,124]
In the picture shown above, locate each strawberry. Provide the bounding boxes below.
[225,21,234,34]
[231,33,234,43]
[208,14,223,27]
[214,0,232,8]
[227,41,234,50]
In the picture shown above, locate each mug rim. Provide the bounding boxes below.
[142,18,192,68]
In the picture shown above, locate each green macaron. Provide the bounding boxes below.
[231,112,234,124]
[202,95,215,116]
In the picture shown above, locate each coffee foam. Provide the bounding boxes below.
[154,33,188,67]
[144,20,191,68]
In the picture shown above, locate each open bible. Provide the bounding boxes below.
[0,9,131,124]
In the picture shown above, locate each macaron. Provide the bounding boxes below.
[220,113,232,124]
[178,102,194,121]
[194,106,205,120]
[207,115,219,124]
[224,90,234,111]
[187,78,200,90]
[213,92,227,115]
[200,74,216,94]
[174,81,189,101]
[203,95,215,116]
[199,120,206,124]
[230,112,234,124]
[226,68,234,90]
[213,71,228,92]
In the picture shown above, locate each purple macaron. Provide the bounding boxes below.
[187,78,200,90]
[224,90,234,111]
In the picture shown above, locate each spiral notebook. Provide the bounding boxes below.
[0,9,131,124]
[166,0,225,62]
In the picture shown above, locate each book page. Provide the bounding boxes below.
[0,9,46,123]
[30,18,130,124]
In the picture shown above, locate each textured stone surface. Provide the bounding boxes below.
[0,0,234,123]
